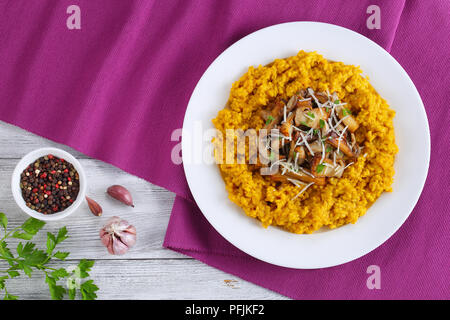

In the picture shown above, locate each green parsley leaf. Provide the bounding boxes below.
[11,231,34,240]
[53,251,70,260]
[23,248,48,266]
[316,164,325,174]
[68,287,76,300]
[51,268,69,281]
[265,115,274,125]
[80,280,99,300]
[45,274,66,300]
[3,292,18,300]
[0,213,7,231]
[7,270,20,278]
[12,218,46,240]
[326,146,333,153]
[300,121,309,127]
[17,261,33,277]
[46,232,56,255]
[319,119,325,129]
[78,259,95,279]
[17,242,35,258]
[307,111,315,119]
[21,218,46,236]
[0,242,14,260]
[56,227,68,245]
[342,108,352,116]
[0,276,8,290]
[313,129,319,135]
[16,242,23,256]
[334,99,340,104]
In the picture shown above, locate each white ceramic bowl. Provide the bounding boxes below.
[11,148,87,221]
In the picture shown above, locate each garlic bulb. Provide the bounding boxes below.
[100,216,136,255]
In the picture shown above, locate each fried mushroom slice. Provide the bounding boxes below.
[310,156,344,178]
[336,105,359,133]
[289,143,306,166]
[280,112,295,137]
[263,98,285,130]
[295,107,330,129]
[326,132,355,158]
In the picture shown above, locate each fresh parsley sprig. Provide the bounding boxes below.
[0,212,98,300]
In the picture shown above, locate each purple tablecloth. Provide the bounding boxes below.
[0,0,448,299]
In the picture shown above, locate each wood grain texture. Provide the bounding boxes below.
[0,260,287,300]
[0,121,284,299]
[0,122,88,159]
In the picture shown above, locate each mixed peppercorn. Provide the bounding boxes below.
[20,154,80,214]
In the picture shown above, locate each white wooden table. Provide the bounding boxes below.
[0,121,285,299]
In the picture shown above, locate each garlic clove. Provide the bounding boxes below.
[86,196,102,216]
[117,218,132,230]
[112,237,129,255]
[118,230,137,247]
[100,230,111,248]
[107,185,134,207]
[103,216,121,233]
[107,216,122,227]
[125,225,136,235]
[107,242,115,255]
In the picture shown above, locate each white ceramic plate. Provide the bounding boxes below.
[182,22,430,269]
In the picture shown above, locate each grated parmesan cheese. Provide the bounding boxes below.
[291,182,315,200]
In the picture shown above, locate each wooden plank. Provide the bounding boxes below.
[0,121,89,159]
[0,121,284,300]
[0,259,286,300]
[0,158,181,259]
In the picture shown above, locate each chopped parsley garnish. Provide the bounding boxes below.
[313,129,319,135]
[319,119,325,128]
[300,121,309,127]
[334,99,340,104]
[316,163,325,173]
[326,146,333,153]
[269,152,275,161]
[266,115,274,125]
[307,111,315,119]
[342,108,352,116]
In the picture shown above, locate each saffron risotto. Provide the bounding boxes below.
[212,51,398,234]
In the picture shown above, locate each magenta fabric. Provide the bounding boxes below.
[0,0,448,299]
